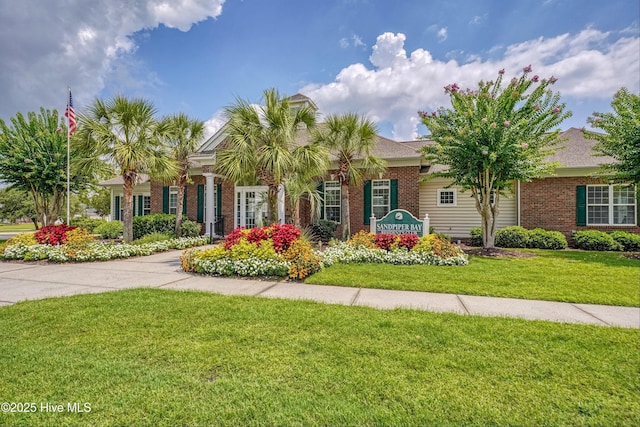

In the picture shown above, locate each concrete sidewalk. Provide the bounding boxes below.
[0,250,638,328]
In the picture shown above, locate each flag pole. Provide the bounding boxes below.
[66,86,71,225]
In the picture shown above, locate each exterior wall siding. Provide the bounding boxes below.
[419,178,517,238]
[520,177,639,240]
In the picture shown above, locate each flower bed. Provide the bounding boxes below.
[1,236,209,262]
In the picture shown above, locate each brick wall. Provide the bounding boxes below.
[520,177,640,240]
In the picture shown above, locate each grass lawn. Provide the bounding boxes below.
[0,289,638,426]
[307,249,640,307]
[0,223,35,232]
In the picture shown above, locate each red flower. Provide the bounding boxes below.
[34,224,77,246]
[531,75,539,82]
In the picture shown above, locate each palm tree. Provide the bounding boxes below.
[216,88,328,224]
[159,113,205,237]
[75,96,177,242]
[313,113,386,240]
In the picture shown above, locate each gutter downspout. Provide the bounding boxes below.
[516,180,521,226]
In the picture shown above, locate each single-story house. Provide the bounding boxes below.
[101,94,639,241]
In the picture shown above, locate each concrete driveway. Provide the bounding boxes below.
[0,250,638,328]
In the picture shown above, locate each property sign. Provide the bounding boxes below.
[370,209,429,237]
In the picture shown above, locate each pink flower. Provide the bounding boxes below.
[523,64,532,73]
[481,117,488,122]
[521,143,529,149]
[549,76,557,84]
[482,150,489,155]
[56,127,62,132]
[421,112,428,118]
[24,158,31,163]
[498,69,505,75]
[531,75,539,82]
[431,112,437,116]
[503,121,510,127]
[533,104,540,111]
[553,106,560,114]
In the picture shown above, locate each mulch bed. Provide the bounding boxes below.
[461,245,536,258]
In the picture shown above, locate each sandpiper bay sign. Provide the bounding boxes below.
[370,209,430,237]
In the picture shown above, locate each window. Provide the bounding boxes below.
[437,189,456,206]
[372,179,390,219]
[324,181,341,222]
[587,185,636,225]
[168,186,178,215]
[143,196,151,216]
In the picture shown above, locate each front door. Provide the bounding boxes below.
[235,186,268,229]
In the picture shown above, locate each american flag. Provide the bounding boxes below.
[65,90,77,136]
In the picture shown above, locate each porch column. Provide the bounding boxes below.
[203,173,215,237]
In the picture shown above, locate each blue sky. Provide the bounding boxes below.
[1,0,638,141]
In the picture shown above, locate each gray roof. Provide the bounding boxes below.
[548,127,614,168]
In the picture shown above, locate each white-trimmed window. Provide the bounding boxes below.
[169,186,178,215]
[587,184,636,225]
[324,181,341,222]
[372,179,390,219]
[437,189,457,206]
[143,196,151,215]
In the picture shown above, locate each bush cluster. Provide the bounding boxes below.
[609,231,640,252]
[469,226,568,250]
[94,221,123,239]
[308,220,338,241]
[132,214,176,240]
[573,230,623,251]
[70,218,105,233]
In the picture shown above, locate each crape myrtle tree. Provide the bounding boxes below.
[419,66,571,249]
[584,88,640,190]
[75,96,177,242]
[158,113,205,237]
[0,108,91,227]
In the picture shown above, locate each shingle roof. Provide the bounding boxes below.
[547,127,614,168]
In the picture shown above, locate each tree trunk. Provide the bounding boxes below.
[267,184,279,225]
[175,174,187,237]
[341,182,350,241]
[292,199,301,229]
[122,177,134,242]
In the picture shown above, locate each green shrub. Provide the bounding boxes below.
[469,227,483,247]
[496,226,529,248]
[308,220,338,241]
[609,231,640,252]
[573,230,623,251]
[180,219,201,238]
[528,228,568,250]
[133,214,176,240]
[70,218,105,233]
[133,232,173,245]
[94,221,123,239]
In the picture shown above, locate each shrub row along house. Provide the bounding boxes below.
[100,94,639,241]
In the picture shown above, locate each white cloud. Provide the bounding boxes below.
[437,27,448,42]
[203,109,226,140]
[300,29,640,141]
[0,0,225,119]
[339,34,367,49]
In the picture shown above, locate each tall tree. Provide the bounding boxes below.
[216,88,328,224]
[0,108,90,227]
[159,113,205,236]
[313,113,386,240]
[75,96,177,242]
[0,187,37,225]
[419,66,571,249]
[584,87,640,189]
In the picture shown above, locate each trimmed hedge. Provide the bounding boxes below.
[70,218,105,233]
[573,230,623,251]
[609,231,640,252]
[470,226,568,250]
[94,221,123,239]
[133,214,176,240]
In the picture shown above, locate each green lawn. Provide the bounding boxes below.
[0,289,638,426]
[0,223,35,232]
[307,249,640,307]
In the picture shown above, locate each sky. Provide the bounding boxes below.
[0,0,638,142]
